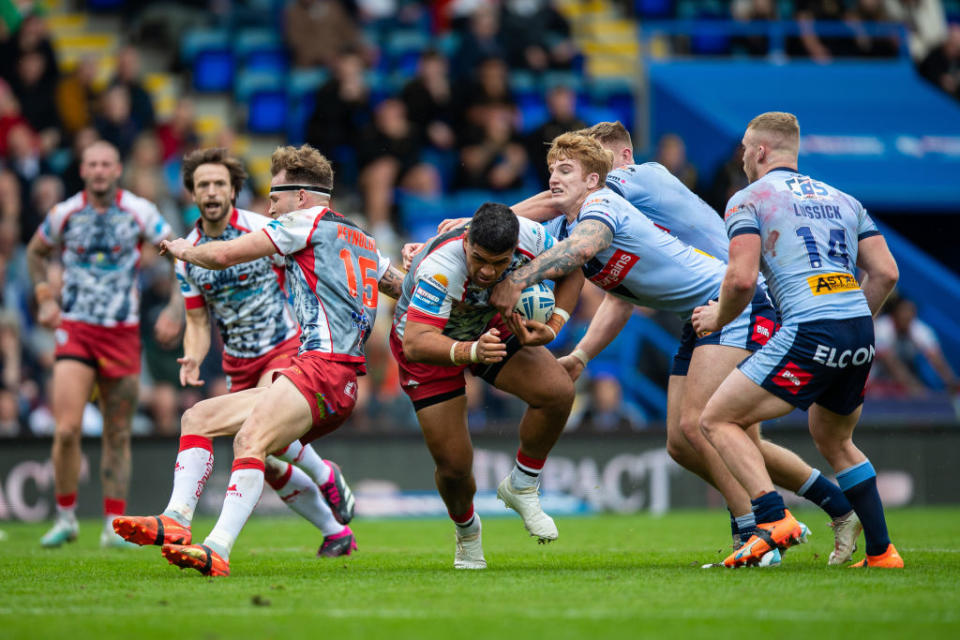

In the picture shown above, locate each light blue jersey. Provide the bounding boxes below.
[724,168,880,324]
[545,187,726,319]
[606,162,730,261]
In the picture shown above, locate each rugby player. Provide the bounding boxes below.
[26,141,180,548]
[115,145,403,576]
[114,147,360,557]
[691,112,903,568]
[392,202,583,568]
[507,122,863,564]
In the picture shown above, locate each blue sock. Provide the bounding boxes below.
[796,469,854,519]
[837,460,890,556]
[735,513,756,544]
[751,491,786,524]
[728,509,738,540]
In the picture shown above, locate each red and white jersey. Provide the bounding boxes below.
[262,206,389,369]
[176,208,299,359]
[393,217,556,341]
[38,189,171,327]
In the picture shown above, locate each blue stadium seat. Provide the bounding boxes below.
[181,28,230,65]
[286,69,329,143]
[248,90,288,134]
[635,0,675,18]
[235,28,288,73]
[235,70,287,133]
[192,49,235,93]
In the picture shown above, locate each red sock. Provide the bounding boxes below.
[104,497,125,517]
[56,493,77,510]
[449,504,475,526]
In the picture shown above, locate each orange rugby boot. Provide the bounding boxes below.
[161,543,230,577]
[113,514,191,546]
[723,509,805,568]
[849,543,904,568]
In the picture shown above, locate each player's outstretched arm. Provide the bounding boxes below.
[511,190,563,223]
[378,264,405,300]
[856,234,899,316]
[179,306,211,387]
[693,233,759,336]
[403,320,508,366]
[560,291,633,381]
[491,219,612,318]
[160,231,276,270]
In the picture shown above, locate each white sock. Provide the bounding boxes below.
[163,436,214,526]
[455,513,481,537]
[269,461,343,536]
[275,440,332,485]
[510,451,545,490]
[204,458,265,560]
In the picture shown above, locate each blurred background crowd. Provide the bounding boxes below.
[1,0,958,439]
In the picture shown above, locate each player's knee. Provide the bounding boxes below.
[233,426,269,460]
[698,410,720,442]
[528,374,575,410]
[102,426,131,452]
[181,403,212,437]
[53,421,83,444]
[678,413,702,443]
[665,433,692,467]
[434,453,472,480]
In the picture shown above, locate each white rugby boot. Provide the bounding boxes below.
[496,475,558,543]
[40,516,78,548]
[828,510,862,566]
[454,515,486,570]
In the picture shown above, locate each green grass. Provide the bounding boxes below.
[2,508,958,639]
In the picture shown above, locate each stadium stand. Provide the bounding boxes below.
[0,0,957,436]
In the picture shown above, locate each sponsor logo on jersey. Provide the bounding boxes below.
[412,278,446,314]
[807,272,860,295]
[725,204,742,219]
[771,361,812,395]
[584,197,609,207]
[589,249,639,290]
[344,380,357,399]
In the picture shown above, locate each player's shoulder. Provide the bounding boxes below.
[49,191,86,218]
[117,189,160,215]
[416,231,465,277]
[233,208,271,232]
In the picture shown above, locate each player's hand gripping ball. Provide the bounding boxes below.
[513,283,555,324]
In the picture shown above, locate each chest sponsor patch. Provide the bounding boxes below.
[411,278,447,315]
[589,249,639,290]
[807,272,860,296]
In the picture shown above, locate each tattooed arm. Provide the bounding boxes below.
[378,264,405,300]
[489,219,613,317]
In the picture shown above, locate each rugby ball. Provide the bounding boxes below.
[513,283,555,324]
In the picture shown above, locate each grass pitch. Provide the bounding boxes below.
[1,507,958,640]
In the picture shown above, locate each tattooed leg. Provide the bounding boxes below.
[98,374,139,501]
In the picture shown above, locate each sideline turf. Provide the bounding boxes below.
[1,508,957,640]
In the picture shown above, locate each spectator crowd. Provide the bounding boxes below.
[1,0,958,439]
